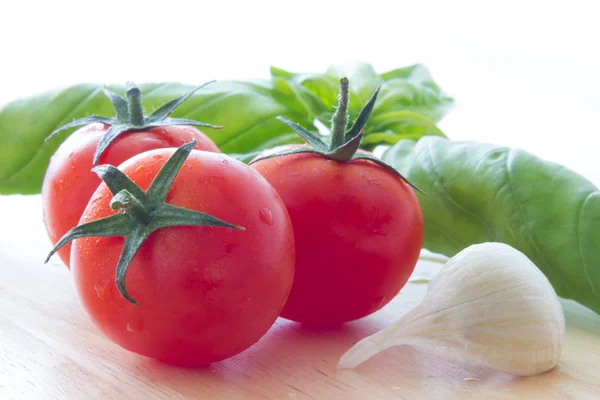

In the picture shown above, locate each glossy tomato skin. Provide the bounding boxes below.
[251,146,423,324]
[42,123,220,268]
[71,149,294,366]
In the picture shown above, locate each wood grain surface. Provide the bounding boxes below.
[1,195,599,400]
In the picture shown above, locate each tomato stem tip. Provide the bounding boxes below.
[330,77,350,150]
[125,82,145,126]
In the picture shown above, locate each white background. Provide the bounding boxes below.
[1,0,599,184]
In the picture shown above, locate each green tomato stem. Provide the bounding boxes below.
[330,77,350,150]
[126,82,145,126]
[110,189,149,226]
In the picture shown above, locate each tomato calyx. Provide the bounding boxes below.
[44,141,244,305]
[45,82,222,165]
[249,78,425,194]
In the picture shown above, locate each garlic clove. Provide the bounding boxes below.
[338,242,566,376]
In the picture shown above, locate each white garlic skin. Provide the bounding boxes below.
[339,242,566,376]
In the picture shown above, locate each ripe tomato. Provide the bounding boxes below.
[70,147,294,366]
[251,146,423,324]
[42,123,220,267]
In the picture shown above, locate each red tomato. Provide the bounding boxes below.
[251,146,423,324]
[71,148,294,366]
[42,123,220,268]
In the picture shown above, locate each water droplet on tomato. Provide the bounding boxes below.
[361,172,381,187]
[126,319,144,333]
[368,296,385,313]
[94,279,113,301]
[221,159,229,165]
[94,283,106,301]
[258,208,273,226]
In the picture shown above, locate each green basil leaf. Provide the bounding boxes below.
[271,66,339,123]
[376,68,454,123]
[0,62,453,195]
[169,81,313,153]
[0,84,118,195]
[271,62,453,135]
[0,81,312,194]
[325,62,383,108]
[362,111,446,149]
[380,63,440,88]
[383,136,600,314]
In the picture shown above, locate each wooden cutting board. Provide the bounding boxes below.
[1,195,599,400]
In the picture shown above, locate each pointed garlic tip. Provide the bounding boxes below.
[338,242,566,377]
[338,330,389,369]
